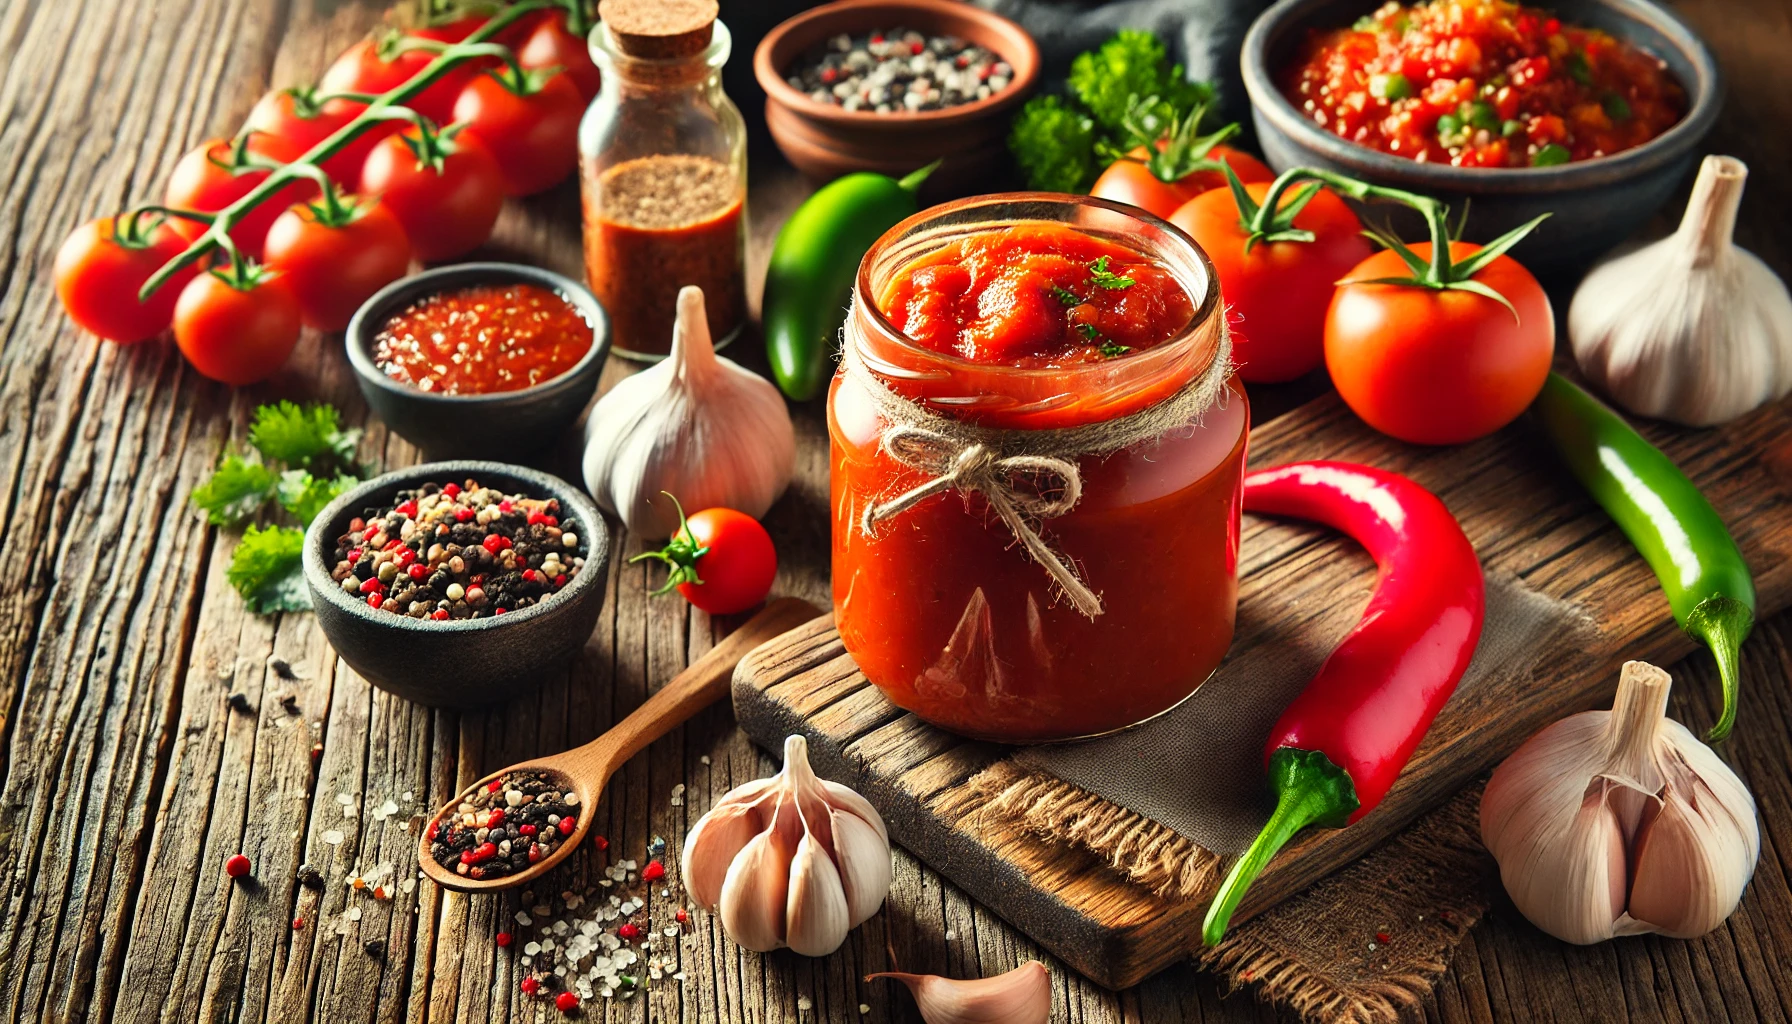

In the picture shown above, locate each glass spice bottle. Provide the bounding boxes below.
[579,0,747,361]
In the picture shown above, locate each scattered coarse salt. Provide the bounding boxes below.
[859,1004,871,1014]
[663,926,678,937]
[699,755,710,765]
[515,911,533,926]
[798,996,814,1011]
[400,878,416,894]
[669,784,686,806]
[525,941,542,955]
[945,929,956,941]
[322,830,345,845]
[348,907,362,921]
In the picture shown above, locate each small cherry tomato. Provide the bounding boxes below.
[244,86,393,192]
[636,501,778,616]
[320,34,475,126]
[174,267,303,385]
[517,10,601,102]
[359,126,504,261]
[53,214,198,343]
[1090,144,1274,219]
[263,193,412,330]
[164,135,317,259]
[453,69,583,195]
[1325,240,1554,445]
[1169,181,1372,382]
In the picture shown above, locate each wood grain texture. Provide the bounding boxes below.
[0,0,1784,1020]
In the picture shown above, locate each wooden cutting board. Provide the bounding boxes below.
[732,391,1792,990]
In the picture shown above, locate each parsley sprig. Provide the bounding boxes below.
[192,402,368,613]
[1087,256,1135,290]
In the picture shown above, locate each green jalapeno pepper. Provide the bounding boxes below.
[762,161,937,401]
[1534,372,1755,741]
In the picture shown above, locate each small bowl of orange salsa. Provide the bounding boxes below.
[1242,0,1720,274]
[346,263,610,459]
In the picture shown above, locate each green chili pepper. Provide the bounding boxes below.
[1534,373,1756,740]
[1531,143,1571,167]
[762,161,938,401]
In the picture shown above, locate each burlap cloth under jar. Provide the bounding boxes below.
[962,574,1592,1024]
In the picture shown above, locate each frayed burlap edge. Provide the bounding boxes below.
[959,759,1494,1024]
[948,758,1225,900]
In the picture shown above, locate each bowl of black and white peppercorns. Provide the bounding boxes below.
[754,0,1039,194]
[304,461,610,707]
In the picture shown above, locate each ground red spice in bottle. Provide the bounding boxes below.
[582,153,745,358]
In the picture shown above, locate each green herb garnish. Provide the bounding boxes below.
[1371,73,1413,101]
[1052,286,1086,306]
[1602,93,1631,121]
[1468,100,1500,132]
[1564,51,1592,85]
[1532,143,1572,167]
[1087,256,1135,290]
[192,401,371,615]
[1099,341,1132,358]
[1074,323,1103,342]
[1501,118,1524,138]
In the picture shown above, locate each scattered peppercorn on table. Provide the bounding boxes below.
[4,0,1792,1022]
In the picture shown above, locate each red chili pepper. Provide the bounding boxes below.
[1202,461,1484,945]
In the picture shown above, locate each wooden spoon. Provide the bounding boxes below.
[418,597,821,893]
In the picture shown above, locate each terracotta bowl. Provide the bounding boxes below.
[754,0,1040,195]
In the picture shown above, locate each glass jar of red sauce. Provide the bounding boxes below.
[830,195,1247,743]
[579,1,746,360]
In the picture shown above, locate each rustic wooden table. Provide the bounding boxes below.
[3,0,1788,1021]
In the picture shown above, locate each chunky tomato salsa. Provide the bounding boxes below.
[1281,0,1685,167]
[877,223,1196,366]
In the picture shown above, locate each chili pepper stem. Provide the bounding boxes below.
[897,159,942,194]
[1686,594,1753,741]
[1203,747,1358,946]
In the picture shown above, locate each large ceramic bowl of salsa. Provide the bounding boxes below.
[1242,0,1720,276]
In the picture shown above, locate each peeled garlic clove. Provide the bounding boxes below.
[785,830,851,956]
[720,825,794,952]
[832,807,893,926]
[683,801,763,911]
[868,961,1052,1024]
[581,285,795,538]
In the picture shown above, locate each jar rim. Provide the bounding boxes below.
[849,192,1225,428]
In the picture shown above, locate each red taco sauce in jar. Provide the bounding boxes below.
[830,195,1247,743]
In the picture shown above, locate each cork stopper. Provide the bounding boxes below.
[597,0,717,59]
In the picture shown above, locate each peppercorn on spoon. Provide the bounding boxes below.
[419,597,822,893]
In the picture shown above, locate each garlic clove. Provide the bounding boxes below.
[821,778,889,844]
[785,830,852,956]
[719,823,795,952]
[868,961,1052,1024]
[1626,773,1755,938]
[832,806,893,926]
[683,801,763,911]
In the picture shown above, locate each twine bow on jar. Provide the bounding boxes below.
[859,425,1102,617]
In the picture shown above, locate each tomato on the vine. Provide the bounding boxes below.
[164,135,317,258]
[453,69,583,195]
[1092,144,1273,219]
[244,87,391,192]
[53,214,199,344]
[1169,175,1372,382]
[634,499,778,616]
[263,191,411,331]
[320,33,476,126]
[1326,239,1554,445]
[359,124,504,261]
[174,266,303,385]
[516,10,601,102]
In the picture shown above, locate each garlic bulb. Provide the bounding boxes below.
[868,962,1053,1024]
[1569,155,1792,426]
[683,735,891,956]
[583,286,795,538]
[1479,660,1759,944]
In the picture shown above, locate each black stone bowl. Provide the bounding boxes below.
[1242,0,1721,278]
[345,263,610,459]
[303,461,610,707]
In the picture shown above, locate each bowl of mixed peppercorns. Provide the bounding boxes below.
[304,461,610,706]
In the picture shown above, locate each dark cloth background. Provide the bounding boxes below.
[719,0,1273,167]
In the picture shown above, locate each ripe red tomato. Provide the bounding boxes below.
[1090,145,1274,219]
[174,271,303,385]
[164,135,316,258]
[1169,182,1372,382]
[320,35,474,126]
[517,11,601,102]
[53,215,199,343]
[670,508,778,615]
[244,87,392,192]
[262,196,412,331]
[1325,240,1554,445]
[359,127,504,261]
[453,71,583,195]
